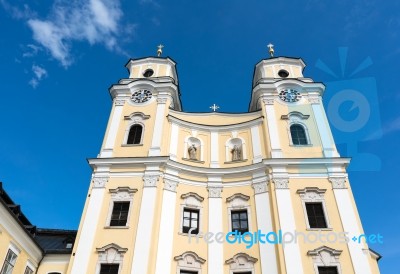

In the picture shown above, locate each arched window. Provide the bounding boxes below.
[127,125,143,144]
[290,124,308,145]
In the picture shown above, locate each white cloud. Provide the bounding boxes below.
[26,0,126,67]
[0,0,35,19]
[22,44,42,58]
[32,65,48,80]
[365,117,400,140]
[29,65,48,88]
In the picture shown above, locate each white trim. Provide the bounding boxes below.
[154,183,178,274]
[210,131,219,168]
[252,180,278,274]
[332,187,373,274]
[273,178,304,274]
[70,177,108,274]
[130,175,159,274]
[207,180,223,274]
[250,125,262,163]
[102,100,124,157]
[149,97,167,156]
[310,97,339,157]
[169,123,179,160]
[263,99,282,158]
[167,115,263,132]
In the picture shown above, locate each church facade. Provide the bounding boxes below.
[0,51,381,274]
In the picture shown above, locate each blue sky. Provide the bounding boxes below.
[0,0,399,271]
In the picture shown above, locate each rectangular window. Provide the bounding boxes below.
[180,271,198,274]
[100,264,119,274]
[110,202,130,226]
[231,209,249,233]
[182,208,199,234]
[306,202,327,228]
[318,266,338,274]
[24,267,33,274]
[0,249,18,274]
[233,272,252,274]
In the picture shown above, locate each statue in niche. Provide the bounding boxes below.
[188,144,198,160]
[231,145,242,161]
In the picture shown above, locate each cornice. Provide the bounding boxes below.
[167,115,264,132]
[88,157,351,177]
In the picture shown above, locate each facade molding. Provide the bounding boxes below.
[167,115,263,132]
[329,177,347,189]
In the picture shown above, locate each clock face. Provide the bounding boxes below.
[131,89,152,103]
[279,88,301,103]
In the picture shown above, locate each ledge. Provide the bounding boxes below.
[121,144,143,147]
[182,158,205,164]
[224,159,248,164]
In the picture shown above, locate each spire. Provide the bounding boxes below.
[157,44,164,57]
[267,43,274,58]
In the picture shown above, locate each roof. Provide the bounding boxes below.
[0,182,77,255]
[35,228,77,254]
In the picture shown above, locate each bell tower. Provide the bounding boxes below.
[249,46,339,158]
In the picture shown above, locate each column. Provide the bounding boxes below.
[262,97,282,158]
[169,123,179,161]
[149,98,167,156]
[101,99,125,157]
[154,178,179,274]
[210,131,219,168]
[250,125,263,163]
[329,177,372,274]
[70,176,109,274]
[207,181,223,274]
[309,95,339,157]
[273,178,304,274]
[252,178,278,274]
[130,174,160,274]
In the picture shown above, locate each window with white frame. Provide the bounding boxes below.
[127,124,143,144]
[0,244,20,274]
[225,253,257,274]
[290,124,308,145]
[180,193,204,235]
[106,187,137,227]
[307,246,342,274]
[123,112,150,145]
[174,251,205,274]
[96,243,127,274]
[226,193,252,234]
[281,111,311,146]
[24,266,33,274]
[297,187,330,229]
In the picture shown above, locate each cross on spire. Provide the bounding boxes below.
[267,43,274,57]
[210,104,220,112]
[157,44,164,57]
